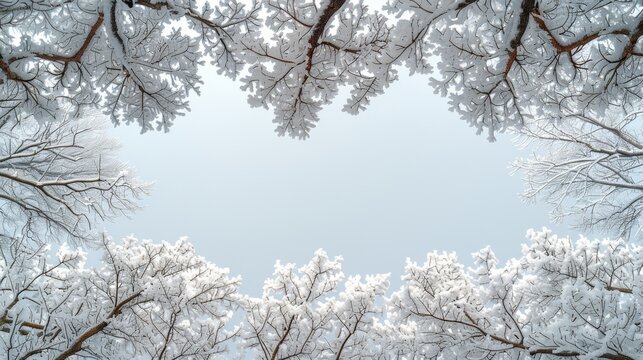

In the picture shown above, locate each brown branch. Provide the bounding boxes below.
[19,320,45,330]
[0,317,45,333]
[334,312,364,360]
[0,58,18,81]
[34,13,104,64]
[270,315,295,360]
[619,16,643,63]
[135,0,229,31]
[530,348,633,360]
[319,41,359,54]
[0,13,103,83]
[135,0,165,10]
[606,286,633,294]
[53,291,142,360]
[109,1,126,56]
[274,0,349,135]
[531,10,630,55]
[504,3,640,80]
[412,310,634,359]
[455,0,478,11]
[504,0,536,76]
[305,0,348,73]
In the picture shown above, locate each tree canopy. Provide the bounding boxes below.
[1,229,641,359]
[0,113,146,244]
[1,0,641,138]
[1,0,642,358]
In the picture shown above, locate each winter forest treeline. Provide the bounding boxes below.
[0,0,642,358]
[3,227,642,359]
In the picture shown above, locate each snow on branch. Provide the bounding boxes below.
[0,236,240,359]
[1,229,640,359]
[1,0,641,139]
[240,0,392,138]
[0,0,258,131]
[388,0,643,140]
[514,111,643,239]
[0,112,147,245]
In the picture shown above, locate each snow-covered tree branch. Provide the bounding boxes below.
[240,0,392,138]
[0,236,240,359]
[0,0,258,131]
[388,0,642,140]
[240,249,389,359]
[1,229,640,359]
[2,1,641,139]
[388,229,642,359]
[0,113,147,244]
[514,111,643,240]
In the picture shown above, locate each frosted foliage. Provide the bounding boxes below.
[0,0,258,132]
[239,0,393,138]
[388,229,643,359]
[387,0,643,140]
[0,230,641,358]
[240,249,390,359]
[0,236,240,359]
[6,1,639,138]
[514,111,643,240]
[0,114,146,244]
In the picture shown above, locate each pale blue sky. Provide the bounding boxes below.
[106,69,574,294]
